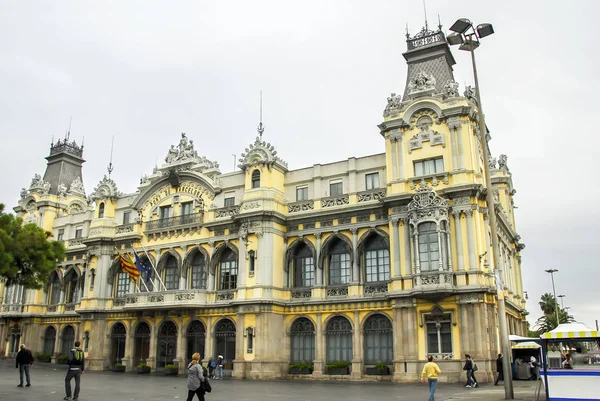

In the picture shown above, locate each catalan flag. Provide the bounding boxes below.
[117,250,140,283]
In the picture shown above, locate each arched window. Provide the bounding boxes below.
[425,307,452,355]
[163,255,179,290]
[364,314,393,364]
[157,321,177,369]
[214,318,236,364]
[49,273,61,305]
[251,170,260,188]
[219,249,238,290]
[134,322,151,364]
[189,252,207,289]
[43,326,56,356]
[290,318,315,363]
[110,323,126,366]
[186,320,206,364]
[98,202,105,218]
[327,238,351,285]
[418,222,439,271]
[61,325,75,356]
[326,316,352,363]
[364,235,390,283]
[137,255,153,292]
[65,271,79,303]
[293,243,315,288]
[115,271,130,297]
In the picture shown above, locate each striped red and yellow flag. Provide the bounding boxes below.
[118,251,140,283]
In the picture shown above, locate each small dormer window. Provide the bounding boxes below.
[98,202,105,218]
[251,170,260,188]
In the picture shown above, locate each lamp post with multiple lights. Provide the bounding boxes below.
[557,294,566,309]
[447,18,514,399]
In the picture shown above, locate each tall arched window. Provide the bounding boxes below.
[364,235,390,283]
[290,318,315,363]
[251,170,260,188]
[98,202,105,218]
[156,321,177,369]
[219,249,238,290]
[43,326,56,355]
[327,237,351,285]
[364,314,393,364]
[134,322,151,364]
[186,320,206,363]
[189,252,207,289]
[61,325,75,356]
[293,243,315,288]
[65,271,79,303]
[326,316,352,363]
[115,271,129,297]
[110,322,126,366]
[49,273,61,305]
[163,255,179,290]
[418,222,439,271]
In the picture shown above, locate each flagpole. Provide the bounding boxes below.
[130,247,150,292]
[141,244,167,291]
[115,246,142,293]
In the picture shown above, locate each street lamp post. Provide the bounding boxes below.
[447,18,514,400]
[557,294,566,309]
[545,269,561,324]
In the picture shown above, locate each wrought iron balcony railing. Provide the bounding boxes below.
[145,213,203,231]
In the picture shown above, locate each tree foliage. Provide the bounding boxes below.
[538,293,558,316]
[0,203,65,289]
[532,292,575,335]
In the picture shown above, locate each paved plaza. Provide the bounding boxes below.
[0,360,543,401]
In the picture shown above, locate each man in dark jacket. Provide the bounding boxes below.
[64,340,85,401]
[494,353,504,385]
[16,344,34,387]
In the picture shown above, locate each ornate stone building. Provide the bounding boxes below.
[0,27,526,382]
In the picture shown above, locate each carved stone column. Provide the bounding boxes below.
[392,219,401,278]
[445,223,453,271]
[390,138,398,180]
[412,228,421,275]
[448,118,460,170]
[473,302,483,360]
[403,218,411,276]
[456,122,465,169]
[315,233,322,286]
[351,310,362,379]
[397,136,405,179]
[453,211,465,271]
[351,228,359,283]
[238,235,247,288]
[148,316,157,369]
[283,240,289,288]
[465,210,477,271]
[124,320,134,371]
[482,211,491,268]
[436,224,444,271]
[232,313,245,379]
[175,315,185,373]
[313,313,324,377]
[208,241,215,291]
[204,316,213,361]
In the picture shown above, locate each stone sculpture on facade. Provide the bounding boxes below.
[383,92,403,117]
[90,175,121,201]
[164,133,220,170]
[498,154,509,171]
[57,183,68,197]
[408,115,445,153]
[489,157,497,169]
[442,80,460,99]
[463,85,476,102]
[30,174,43,189]
[238,136,288,172]
[69,177,85,195]
[20,188,28,199]
[407,71,436,94]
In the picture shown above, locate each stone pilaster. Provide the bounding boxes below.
[351,228,359,283]
[403,218,411,276]
[351,310,362,380]
[238,235,247,288]
[391,219,401,278]
[453,211,464,271]
[232,313,245,379]
[465,210,477,271]
[312,313,324,378]
[315,233,322,286]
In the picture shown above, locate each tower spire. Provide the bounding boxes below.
[257,90,264,139]
[66,116,72,141]
[423,0,428,31]
[107,136,115,178]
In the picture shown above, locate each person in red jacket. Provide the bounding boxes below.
[15,344,34,387]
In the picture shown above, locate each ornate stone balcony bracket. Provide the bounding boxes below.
[115,224,134,234]
[409,173,449,190]
[214,206,240,219]
[357,189,387,203]
[364,283,389,295]
[326,285,349,297]
[291,289,312,299]
[216,291,235,301]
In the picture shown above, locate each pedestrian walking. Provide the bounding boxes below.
[421,355,442,401]
[462,354,477,388]
[215,354,224,379]
[494,353,503,385]
[64,340,85,401]
[186,353,205,401]
[208,357,216,379]
[15,344,34,387]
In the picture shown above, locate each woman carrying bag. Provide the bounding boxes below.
[186,353,205,401]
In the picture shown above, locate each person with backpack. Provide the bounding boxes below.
[15,344,34,387]
[215,354,224,380]
[186,353,205,401]
[64,340,85,401]
[208,357,216,379]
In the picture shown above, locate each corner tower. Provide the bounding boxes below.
[43,136,86,196]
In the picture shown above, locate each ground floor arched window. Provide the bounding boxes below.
[134,322,151,364]
[186,320,206,363]
[215,319,236,365]
[363,314,393,364]
[43,326,56,355]
[111,322,126,366]
[290,318,315,363]
[326,316,352,362]
[157,321,177,368]
[61,325,75,356]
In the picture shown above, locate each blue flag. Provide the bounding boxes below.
[134,253,152,282]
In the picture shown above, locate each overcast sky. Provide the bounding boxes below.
[1,1,598,329]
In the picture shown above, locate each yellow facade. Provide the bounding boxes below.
[0,27,527,382]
